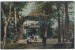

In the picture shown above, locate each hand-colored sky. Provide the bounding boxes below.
[21,2,35,16]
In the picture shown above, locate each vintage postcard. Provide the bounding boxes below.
[1,1,74,49]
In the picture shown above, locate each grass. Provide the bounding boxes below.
[2,43,27,49]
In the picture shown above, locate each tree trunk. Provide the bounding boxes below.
[61,8,65,42]
[8,3,11,22]
[2,14,7,49]
[2,3,12,48]
[57,2,61,42]
[65,2,69,34]
[14,8,17,30]
[15,9,23,40]
[14,8,19,42]
[19,25,23,40]
[2,19,7,49]
[62,12,65,42]
[17,13,23,40]
[9,3,13,44]
[64,2,70,48]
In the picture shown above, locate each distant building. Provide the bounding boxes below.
[23,20,40,34]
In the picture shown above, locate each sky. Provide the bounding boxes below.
[21,2,35,16]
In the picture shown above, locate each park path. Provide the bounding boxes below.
[26,42,55,49]
[26,38,58,49]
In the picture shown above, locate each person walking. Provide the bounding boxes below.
[41,34,47,48]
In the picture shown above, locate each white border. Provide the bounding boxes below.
[1,49,74,50]
[74,1,75,49]
[0,2,1,48]
[0,0,75,2]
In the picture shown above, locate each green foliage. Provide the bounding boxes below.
[36,2,57,15]
[1,2,28,42]
[1,2,10,16]
[1,2,28,16]
[35,2,59,38]
[12,2,27,11]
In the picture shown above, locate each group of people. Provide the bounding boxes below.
[26,27,47,48]
[26,33,47,48]
[27,34,38,44]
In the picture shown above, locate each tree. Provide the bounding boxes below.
[1,2,27,48]
[13,2,27,40]
[1,8,7,49]
[57,2,61,42]
[64,2,70,48]
[61,4,65,42]
[35,2,56,38]
[1,2,13,48]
